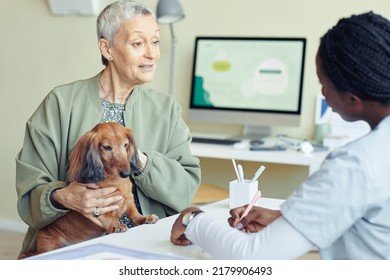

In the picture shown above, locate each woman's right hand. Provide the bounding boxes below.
[50,181,123,227]
[228,206,282,233]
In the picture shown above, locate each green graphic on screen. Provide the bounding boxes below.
[192,40,304,112]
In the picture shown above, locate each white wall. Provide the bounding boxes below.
[1,0,389,228]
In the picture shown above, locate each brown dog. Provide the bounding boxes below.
[18,122,159,259]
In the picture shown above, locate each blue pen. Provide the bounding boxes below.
[250,165,266,182]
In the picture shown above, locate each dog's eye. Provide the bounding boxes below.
[103,145,112,151]
[124,143,129,149]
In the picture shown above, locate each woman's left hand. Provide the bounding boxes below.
[170,207,201,246]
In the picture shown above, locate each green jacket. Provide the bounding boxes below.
[16,73,201,252]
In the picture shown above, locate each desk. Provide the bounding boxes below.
[190,139,329,176]
[28,198,284,260]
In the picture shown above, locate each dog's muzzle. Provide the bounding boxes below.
[93,207,100,217]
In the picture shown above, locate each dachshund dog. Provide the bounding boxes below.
[18,122,159,259]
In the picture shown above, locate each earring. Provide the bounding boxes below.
[108,56,112,60]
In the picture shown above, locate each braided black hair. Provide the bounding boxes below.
[319,11,390,103]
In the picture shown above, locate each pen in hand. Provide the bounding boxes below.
[236,190,262,226]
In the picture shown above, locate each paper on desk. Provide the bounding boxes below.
[26,243,188,260]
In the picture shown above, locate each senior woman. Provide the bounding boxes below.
[16,0,200,256]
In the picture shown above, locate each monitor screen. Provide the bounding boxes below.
[188,36,306,138]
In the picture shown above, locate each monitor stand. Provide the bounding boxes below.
[242,125,271,141]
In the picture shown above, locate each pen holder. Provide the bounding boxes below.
[229,180,259,209]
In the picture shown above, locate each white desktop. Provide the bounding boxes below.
[27,198,284,260]
[190,136,328,175]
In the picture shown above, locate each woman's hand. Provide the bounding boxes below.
[170,207,202,246]
[51,181,123,227]
[228,206,281,233]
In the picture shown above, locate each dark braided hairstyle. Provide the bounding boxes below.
[319,11,390,103]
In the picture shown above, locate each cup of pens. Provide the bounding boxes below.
[230,160,265,209]
[229,179,259,209]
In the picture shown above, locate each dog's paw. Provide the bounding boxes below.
[110,224,128,233]
[145,214,159,224]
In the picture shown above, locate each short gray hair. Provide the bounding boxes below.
[97,0,155,65]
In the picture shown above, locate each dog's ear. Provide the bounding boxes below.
[125,127,142,175]
[68,131,105,183]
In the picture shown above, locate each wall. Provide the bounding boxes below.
[1,0,389,229]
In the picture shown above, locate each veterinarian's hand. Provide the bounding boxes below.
[52,182,123,227]
[228,206,281,233]
[170,207,202,246]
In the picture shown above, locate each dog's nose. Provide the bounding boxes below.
[119,171,131,178]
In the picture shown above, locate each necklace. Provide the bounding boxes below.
[99,75,132,104]
[99,78,111,100]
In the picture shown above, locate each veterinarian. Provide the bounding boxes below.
[16,0,200,255]
[170,11,390,260]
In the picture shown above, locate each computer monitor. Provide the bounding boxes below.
[188,36,306,139]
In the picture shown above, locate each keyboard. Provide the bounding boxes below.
[191,137,240,145]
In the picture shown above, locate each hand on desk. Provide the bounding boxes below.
[228,206,282,233]
[170,206,202,246]
[171,205,282,247]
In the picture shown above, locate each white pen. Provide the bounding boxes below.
[250,165,266,182]
[232,159,241,182]
[237,164,245,183]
